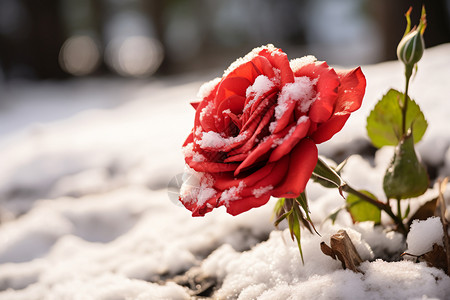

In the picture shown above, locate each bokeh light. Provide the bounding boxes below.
[59,35,101,76]
[105,36,163,78]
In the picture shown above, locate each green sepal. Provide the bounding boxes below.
[312,157,344,188]
[383,131,429,200]
[366,89,427,148]
[346,190,382,224]
[295,192,319,235]
[288,207,304,263]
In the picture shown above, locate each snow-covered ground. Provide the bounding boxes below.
[0,44,449,299]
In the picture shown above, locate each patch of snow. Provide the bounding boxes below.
[406,217,444,256]
[290,55,317,72]
[199,101,214,122]
[274,76,316,120]
[196,77,220,99]
[196,130,247,149]
[244,75,275,111]
[252,185,273,198]
[223,44,278,77]
[0,43,450,299]
[180,168,216,206]
[220,181,246,205]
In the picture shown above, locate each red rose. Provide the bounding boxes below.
[180,45,366,216]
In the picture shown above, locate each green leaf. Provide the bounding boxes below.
[366,89,427,148]
[383,132,429,199]
[346,190,381,224]
[312,157,344,188]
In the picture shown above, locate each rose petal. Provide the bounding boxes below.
[269,117,310,162]
[186,155,238,173]
[271,100,296,134]
[230,102,276,156]
[334,67,366,113]
[217,95,246,116]
[217,77,252,101]
[233,136,274,176]
[294,61,339,123]
[213,163,274,190]
[182,131,194,147]
[250,56,276,79]
[258,48,295,86]
[225,60,261,84]
[242,91,277,132]
[233,123,293,175]
[225,194,271,216]
[310,67,366,144]
[190,102,200,110]
[182,193,220,217]
[194,99,216,132]
[310,114,350,144]
[272,138,318,198]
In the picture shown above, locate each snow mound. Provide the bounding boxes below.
[0,44,449,299]
[406,217,445,256]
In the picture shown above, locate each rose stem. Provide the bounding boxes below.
[401,66,412,135]
[341,183,408,235]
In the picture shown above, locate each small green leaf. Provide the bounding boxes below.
[383,132,429,199]
[346,190,381,224]
[366,89,427,148]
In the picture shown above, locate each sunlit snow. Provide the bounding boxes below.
[0,44,449,299]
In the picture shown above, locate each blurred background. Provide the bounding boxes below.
[0,0,449,81]
[0,0,449,141]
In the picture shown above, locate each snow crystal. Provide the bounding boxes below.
[199,101,214,122]
[244,75,275,111]
[268,121,277,133]
[196,77,220,99]
[270,117,308,147]
[406,217,444,256]
[181,142,194,157]
[290,55,317,72]
[223,44,278,77]
[196,187,217,207]
[180,168,216,205]
[220,181,246,205]
[271,76,317,132]
[300,91,319,113]
[252,185,273,198]
[196,131,247,149]
[297,115,309,125]
[272,126,296,147]
[181,142,205,162]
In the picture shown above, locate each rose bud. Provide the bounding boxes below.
[397,6,427,71]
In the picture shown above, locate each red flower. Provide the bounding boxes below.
[180,45,366,216]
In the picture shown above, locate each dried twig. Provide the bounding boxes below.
[320,230,363,273]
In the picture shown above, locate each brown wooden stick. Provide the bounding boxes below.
[321,230,364,273]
